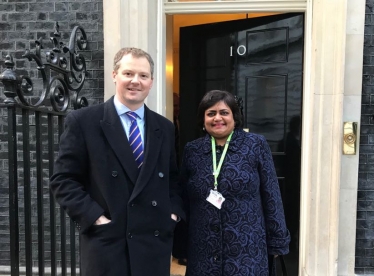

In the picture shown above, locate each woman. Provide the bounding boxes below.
[180,90,290,275]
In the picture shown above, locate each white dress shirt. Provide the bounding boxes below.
[113,95,146,150]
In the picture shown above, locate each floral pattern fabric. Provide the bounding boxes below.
[180,129,290,276]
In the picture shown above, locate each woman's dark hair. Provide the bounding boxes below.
[197,90,243,130]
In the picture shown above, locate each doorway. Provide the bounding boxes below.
[174,13,304,276]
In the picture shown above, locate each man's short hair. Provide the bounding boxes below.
[113,47,154,78]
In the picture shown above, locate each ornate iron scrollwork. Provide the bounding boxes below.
[0,22,89,112]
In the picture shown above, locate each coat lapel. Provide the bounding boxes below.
[229,129,245,152]
[100,97,139,185]
[130,106,162,201]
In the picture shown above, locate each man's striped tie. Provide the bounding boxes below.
[126,111,144,169]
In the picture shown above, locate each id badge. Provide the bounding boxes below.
[206,189,225,209]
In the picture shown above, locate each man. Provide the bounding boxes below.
[50,47,184,276]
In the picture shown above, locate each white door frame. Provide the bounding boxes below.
[103,1,365,275]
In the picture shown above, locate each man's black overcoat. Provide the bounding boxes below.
[50,97,184,276]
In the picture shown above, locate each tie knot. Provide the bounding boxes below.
[126,111,138,122]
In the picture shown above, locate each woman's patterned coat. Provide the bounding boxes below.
[180,129,290,276]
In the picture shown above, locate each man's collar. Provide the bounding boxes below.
[114,95,145,119]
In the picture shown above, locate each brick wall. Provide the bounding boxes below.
[0,0,104,272]
[0,0,104,106]
[356,0,374,274]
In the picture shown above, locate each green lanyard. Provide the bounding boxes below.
[211,131,233,190]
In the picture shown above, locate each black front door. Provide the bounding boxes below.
[179,13,304,275]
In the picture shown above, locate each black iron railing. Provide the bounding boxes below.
[0,22,88,276]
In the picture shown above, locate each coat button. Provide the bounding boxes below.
[154,230,160,237]
[151,200,157,206]
[112,171,118,177]
[158,172,164,178]
[213,254,219,262]
[130,203,135,207]
[128,233,133,239]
